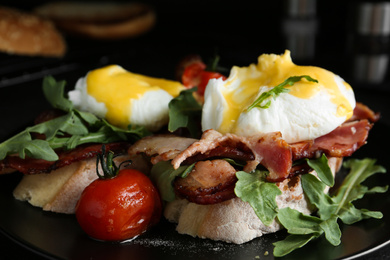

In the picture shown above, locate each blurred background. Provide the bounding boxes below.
[0,0,390,91]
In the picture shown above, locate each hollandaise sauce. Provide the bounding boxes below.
[219,50,354,134]
[86,65,183,128]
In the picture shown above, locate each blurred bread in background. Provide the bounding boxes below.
[0,6,66,57]
[34,2,156,40]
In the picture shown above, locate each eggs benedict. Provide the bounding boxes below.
[0,51,382,258]
[202,50,356,143]
[69,65,184,131]
[127,50,379,247]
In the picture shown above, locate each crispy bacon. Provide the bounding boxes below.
[171,130,292,182]
[181,144,254,166]
[170,119,372,183]
[175,159,314,205]
[128,135,197,164]
[347,102,380,123]
[174,159,237,204]
[247,132,292,182]
[291,120,372,160]
[0,142,130,175]
[129,103,376,205]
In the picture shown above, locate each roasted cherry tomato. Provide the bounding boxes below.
[182,61,226,96]
[198,71,227,96]
[75,147,161,242]
[181,61,206,88]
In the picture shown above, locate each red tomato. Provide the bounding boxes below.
[198,71,227,96]
[75,169,161,241]
[181,61,226,96]
[181,61,206,88]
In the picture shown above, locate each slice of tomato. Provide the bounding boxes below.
[181,61,226,96]
[181,61,206,88]
[198,71,227,96]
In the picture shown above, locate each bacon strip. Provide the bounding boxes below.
[128,135,197,164]
[174,159,237,204]
[171,130,292,182]
[0,142,130,175]
[176,161,314,205]
[171,118,372,182]
[247,132,292,181]
[127,103,376,205]
[291,119,372,160]
[2,102,376,182]
[347,102,380,123]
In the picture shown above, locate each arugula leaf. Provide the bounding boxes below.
[0,134,58,161]
[234,170,281,226]
[42,76,73,112]
[0,112,88,160]
[273,234,317,257]
[206,54,221,72]
[301,173,337,219]
[306,154,334,187]
[334,158,387,224]
[274,210,341,256]
[150,161,194,202]
[168,88,202,138]
[277,207,323,235]
[180,163,195,178]
[30,112,89,139]
[319,215,341,246]
[246,75,318,111]
[223,158,245,168]
[273,158,387,257]
[0,76,151,161]
[75,110,100,125]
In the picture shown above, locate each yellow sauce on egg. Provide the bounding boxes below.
[86,65,184,128]
[219,50,354,133]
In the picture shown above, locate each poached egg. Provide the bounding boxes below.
[201,50,356,143]
[68,65,184,131]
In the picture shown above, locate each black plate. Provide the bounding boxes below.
[0,80,389,260]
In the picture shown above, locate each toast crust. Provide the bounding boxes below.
[164,157,343,244]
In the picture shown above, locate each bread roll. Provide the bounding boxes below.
[13,154,150,214]
[0,7,66,57]
[34,2,156,40]
[164,157,342,244]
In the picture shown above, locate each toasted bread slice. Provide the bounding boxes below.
[164,157,343,244]
[13,154,150,214]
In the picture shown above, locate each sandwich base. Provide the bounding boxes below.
[164,157,342,244]
[13,154,150,214]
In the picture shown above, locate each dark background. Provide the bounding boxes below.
[0,1,389,259]
[1,0,389,91]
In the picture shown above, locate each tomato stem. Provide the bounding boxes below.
[96,145,120,179]
[96,145,133,179]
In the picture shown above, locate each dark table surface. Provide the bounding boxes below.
[1,1,390,259]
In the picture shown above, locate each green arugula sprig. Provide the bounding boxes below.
[150,160,195,202]
[273,158,387,257]
[233,155,387,257]
[235,170,282,225]
[168,87,202,138]
[246,75,318,111]
[150,153,386,257]
[0,76,151,161]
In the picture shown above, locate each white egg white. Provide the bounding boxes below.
[68,76,108,118]
[202,70,356,143]
[68,74,173,131]
[130,90,173,132]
